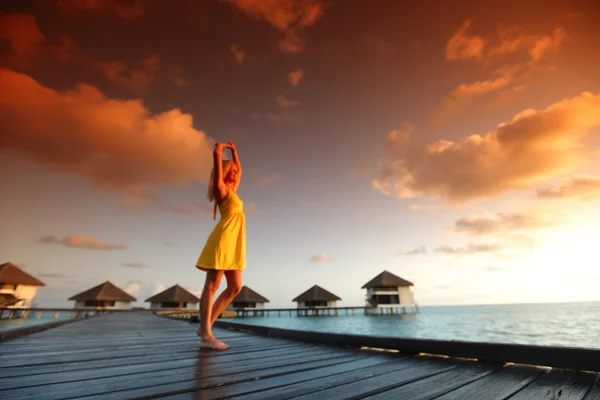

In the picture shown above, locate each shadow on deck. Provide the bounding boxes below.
[0,313,598,399]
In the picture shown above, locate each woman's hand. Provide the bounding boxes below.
[214,142,226,152]
[226,140,236,151]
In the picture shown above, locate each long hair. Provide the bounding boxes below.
[207,160,233,219]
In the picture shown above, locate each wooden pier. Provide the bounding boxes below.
[0,312,599,399]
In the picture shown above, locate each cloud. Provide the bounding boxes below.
[537,175,600,201]
[122,262,149,268]
[248,169,281,187]
[230,44,245,63]
[222,0,326,54]
[373,92,600,203]
[436,243,503,255]
[447,20,567,64]
[93,54,160,93]
[265,110,302,124]
[452,212,560,236]
[445,19,485,61]
[276,95,300,108]
[397,246,427,255]
[57,0,145,20]
[39,235,126,250]
[124,280,142,297]
[0,68,214,204]
[439,21,568,127]
[0,12,46,67]
[168,65,187,87]
[287,68,304,87]
[488,27,568,63]
[429,68,515,128]
[310,253,334,263]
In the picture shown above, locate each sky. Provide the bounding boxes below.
[1,0,600,309]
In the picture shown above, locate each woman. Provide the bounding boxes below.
[196,140,245,350]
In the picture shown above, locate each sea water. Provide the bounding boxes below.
[233,302,600,349]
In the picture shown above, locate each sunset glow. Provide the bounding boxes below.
[1,0,599,308]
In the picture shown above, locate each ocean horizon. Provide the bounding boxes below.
[2,301,599,351]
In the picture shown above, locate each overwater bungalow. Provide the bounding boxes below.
[0,262,45,309]
[362,270,417,314]
[68,281,136,310]
[293,285,341,308]
[226,286,269,316]
[145,284,199,310]
[228,285,269,310]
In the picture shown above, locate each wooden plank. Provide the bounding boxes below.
[0,334,289,368]
[0,332,277,359]
[209,356,430,400]
[273,358,466,400]
[0,343,322,390]
[0,318,85,342]
[583,376,600,400]
[1,350,360,399]
[359,361,502,400]
[158,355,418,400]
[215,320,600,372]
[0,342,299,379]
[507,369,598,399]
[64,354,364,400]
[435,365,543,399]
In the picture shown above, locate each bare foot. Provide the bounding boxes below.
[200,337,229,350]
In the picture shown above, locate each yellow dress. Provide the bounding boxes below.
[196,190,246,271]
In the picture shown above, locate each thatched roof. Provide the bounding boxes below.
[362,270,413,289]
[293,285,341,302]
[0,263,45,287]
[233,286,269,303]
[68,281,136,302]
[145,285,200,303]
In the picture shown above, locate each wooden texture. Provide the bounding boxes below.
[0,313,597,399]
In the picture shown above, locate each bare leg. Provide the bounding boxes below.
[210,270,242,326]
[198,270,228,350]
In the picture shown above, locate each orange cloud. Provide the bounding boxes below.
[488,27,568,63]
[310,253,333,263]
[374,92,600,203]
[537,175,600,200]
[168,65,187,87]
[452,212,561,236]
[222,0,326,54]
[447,20,568,64]
[39,235,126,250]
[230,44,245,63]
[276,94,300,108]
[436,243,503,254]
[93,54,160,93]
[248,169,281,187]
[0,68,214,197]
[57,0,144,20]
[429,70,515,128]
[287,67,304,87]
[445,19,485,61]
[0,12,45,67]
